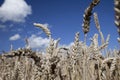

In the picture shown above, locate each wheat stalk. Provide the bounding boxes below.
[93,12,105,44]
[46,39,54,57]
[110,58,117,77]
[72,32,80,54]
[114,0,120,36]
[54,38,61,49]
[106,34,110,43]
[33,23,51,38]
[93,12,100,30]
[82,0,100,34]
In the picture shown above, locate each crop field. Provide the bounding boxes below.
[0,0,120,80]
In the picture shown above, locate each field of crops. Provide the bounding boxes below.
[0,0,120,80]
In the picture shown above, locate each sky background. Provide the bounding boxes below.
[0,0,119,52]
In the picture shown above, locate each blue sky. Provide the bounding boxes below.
[0,0,119,52]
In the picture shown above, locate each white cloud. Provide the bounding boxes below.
[27,34,75,52]
[28,34,50,49]
[60,42,74,48]
[9,34,21,41]
[0,0,32,22]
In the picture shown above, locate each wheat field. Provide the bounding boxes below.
[0,0,120,80]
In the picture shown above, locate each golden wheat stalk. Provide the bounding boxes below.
[114,0,120,36]
[82,0,100,34]
[74,32,80,47]
[71,32,80,54]
[46,39,54,56]
[33,23,51,38]
[93,12,100,30]
[110,58,117,77]
[106,34,110,43]
[93,12,105,44]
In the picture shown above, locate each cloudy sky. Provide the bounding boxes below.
[0,0,119,52]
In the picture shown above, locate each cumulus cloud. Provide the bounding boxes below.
[0,0,32,22]
[28,34,50,49]
[9,34,21,41]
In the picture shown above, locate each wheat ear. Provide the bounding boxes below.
[82,0,100,34]
[93,12,105,44]
[110,58,117,77]
[114,0,120,43]
[114,0,120,36]
[46,39,54,57]
[72,32,80,54]
[33,23,51,38]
